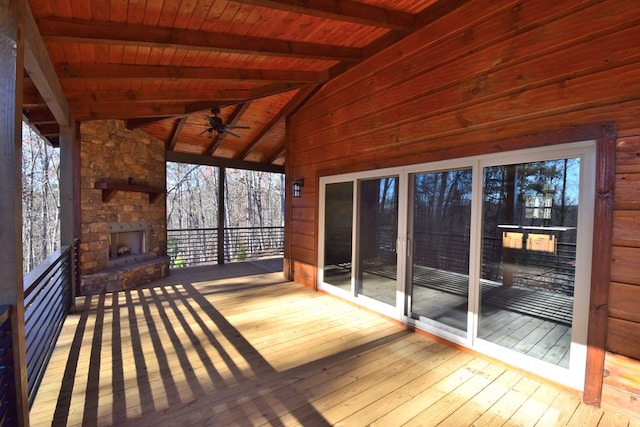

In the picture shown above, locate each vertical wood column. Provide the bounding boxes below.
[217,166,226,264]
[0,0,30,424]
[59,119,80,245]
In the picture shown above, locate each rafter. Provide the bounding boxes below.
[231,0,415,32]
[38,18,363,62]
[22,3,71,126]
[56,63,326,83]
[236,85,319,160]
[167,117,187,151]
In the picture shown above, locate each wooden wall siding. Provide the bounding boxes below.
[287,0,640,413]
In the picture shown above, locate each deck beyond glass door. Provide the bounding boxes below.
[323,182,354,291]
[357,177,399,306]
[409,169,472,333]
[478,158,580,368]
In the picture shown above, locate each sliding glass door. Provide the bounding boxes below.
[356,177,399,306]
[477,158,582,369]
[322,182,354,291]
[318,141,594,389]
[408,169,472,334]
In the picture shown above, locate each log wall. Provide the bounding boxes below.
[288,0,640,418]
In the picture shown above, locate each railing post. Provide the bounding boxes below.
[69,240,78,313]
[217,166,226,264]
[0,1,30,424]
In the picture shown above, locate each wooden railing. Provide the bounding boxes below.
[0,305,17,425]
[168,227,284,268]
[23,241,77,407]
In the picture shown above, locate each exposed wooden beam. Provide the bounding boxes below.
[38,18,363,62]
[415,0,472,28]
[125,116,175,130]
[167,117,187,151]
[72,102,192,120]
[64,88,256,104]
[231,0,415,32]
[56,63,325,83]
[166,151,284,174]
[235,85,318,160]
[264,147,286,164]
[34,123,60,136]
[22,4,71,126]
[24,106,57,124]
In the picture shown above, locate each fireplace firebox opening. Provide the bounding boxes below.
[108,222,149,265]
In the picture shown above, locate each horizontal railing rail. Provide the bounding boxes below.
[0,305,17,425]
[168,226,284,268]
[23,240,77,407]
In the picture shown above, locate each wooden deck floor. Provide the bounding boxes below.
[31,260,638,426]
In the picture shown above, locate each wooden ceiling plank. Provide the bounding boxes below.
[232,0,415,32]
[37,17,363,62]
[56,63,325,83]
[22,3,71,126]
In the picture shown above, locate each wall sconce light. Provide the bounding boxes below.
[293,178,304,198]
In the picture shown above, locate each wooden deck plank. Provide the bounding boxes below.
[28,262,636,426]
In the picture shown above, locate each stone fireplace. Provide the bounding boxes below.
[79,120,170,295]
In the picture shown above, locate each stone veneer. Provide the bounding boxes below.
[79,120,169,294]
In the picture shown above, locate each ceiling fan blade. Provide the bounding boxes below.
[225,124,250,129]
[199,128,212,136]
[225,129,242,138]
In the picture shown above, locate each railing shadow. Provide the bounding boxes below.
[46,265,410,425]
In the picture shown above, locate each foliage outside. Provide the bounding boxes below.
[22,123,60,273]
[166,162,284,230]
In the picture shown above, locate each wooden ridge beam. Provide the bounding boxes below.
[56,63,325,83]
[22,2,71,126]
[38,18,363,62]
[231,0,415,32]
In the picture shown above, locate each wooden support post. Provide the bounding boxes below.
[59,120,79,311]
[217,166,226,264]
[0,0,30,424]
[59,120,80,245]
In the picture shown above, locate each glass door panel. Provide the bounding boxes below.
[357,177,398,306]
[478,158,580,368]
[323,182,354,291]
[409,169,472,332]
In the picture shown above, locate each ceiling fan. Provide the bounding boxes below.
[200,107,250,138]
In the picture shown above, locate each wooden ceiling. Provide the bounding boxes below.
[22,0,466,170]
